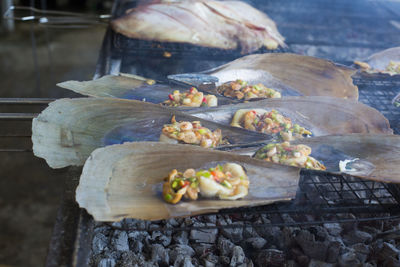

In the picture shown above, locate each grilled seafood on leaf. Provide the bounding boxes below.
[162,163,249,204]
[163,87,218,107]
[32,98,269,169]
[75,142,300,221]
[160,116,227,148]
[200,53,359,100]
[111,0,286,54]
[230,108,312,141]
[250,134,400,184]
[58,75,234,107]
[58,52,359,102]
[354,47,400,75]
[217,79,281,100]
[190,97,392,138]
[254,142,326,171]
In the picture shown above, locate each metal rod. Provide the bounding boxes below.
[0,98,55,104]
[0,113,37,120]
[0,148,32,152]
[3,5,110,28]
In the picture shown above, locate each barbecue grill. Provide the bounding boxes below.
[3,0,400,266]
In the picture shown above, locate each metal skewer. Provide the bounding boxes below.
[3,5,111,28]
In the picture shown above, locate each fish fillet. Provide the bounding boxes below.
[111,0,286,53]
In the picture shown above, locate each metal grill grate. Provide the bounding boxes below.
[354,74,400,134]
[102,172,400,233]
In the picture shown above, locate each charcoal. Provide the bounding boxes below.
[128,231,149,241]
[119,251,146,267]
[217,236,235,256]
[220,255,231,265]
[294,230,329,261]
[221,226,244,243]
[103,250,121,261]
[169,244,196,262]
[94,225,112,236]
[351,243,370,263]
[124,219,149,231]
[255,249,285,267]
[358,226,380,236]
[132,239,144,254]
[173,231,189,245]
[243,226,259,239]
[183,217,196,227]
[383,256,400,267]
[337,214,358,232]
[111,221,123,228]
[92,232,109,255]
[203,253,219,267]
[309,226,330,242]
[286,260,299,267]
[97,258,116,267]
[282,227,298,248]
[111,230,130,252]
[166,218,182,227]
[376,242,400,260]
[257,226,281,242]
[243,237,267,250]
[151,244,170,266]
[193,243,213,257]
[190,226,218,244]
[230,246,246,266]
[326,241,343,263]
[290,247,309,266]
[205,215,217,224]
[182,257,196,267]
[172,254,185,267]
[338,251,360,267]
[150,231,172,246]
[323,223,342,237]
[308,259,335,267]
[343,230,372,246]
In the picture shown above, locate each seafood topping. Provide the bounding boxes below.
[217,80,281,100]
[354,60,400,75]
[255,142,326,171]
[163,87,218,107]
[232,109,312,141]
[160,116,225,148]
[163,163,249,204]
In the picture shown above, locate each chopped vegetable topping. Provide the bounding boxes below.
[235,109,312,141]
[254,142,326,171]
[162,163,249,204]
[163,87,218,107]
[217,80,281,100]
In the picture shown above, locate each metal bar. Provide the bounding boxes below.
[0,148,32,152]
[106,214,400,233]
[0,98,55,104]
[0,113,37,120]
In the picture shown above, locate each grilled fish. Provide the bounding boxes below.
[111,0,286,53]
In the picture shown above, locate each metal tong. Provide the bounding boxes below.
[3,5,111,28]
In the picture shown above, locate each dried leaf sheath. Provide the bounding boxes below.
[206,53,358,99]
[32,98,268,168]
[76,142,300,221]
[189,96,392,135]
[57,54,358,101]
